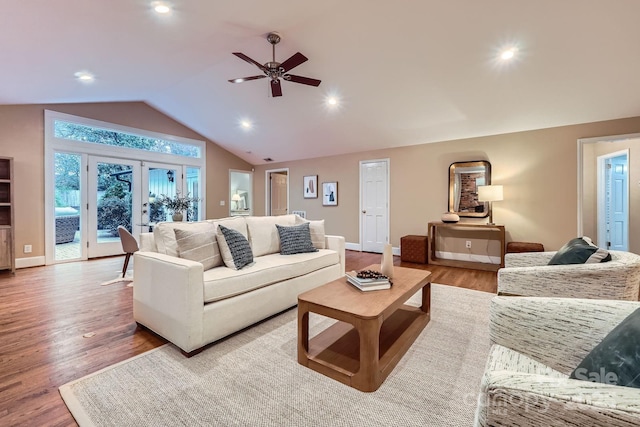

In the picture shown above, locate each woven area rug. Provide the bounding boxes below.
[60,284,493,426]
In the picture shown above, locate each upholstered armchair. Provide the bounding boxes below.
[497,250,640,300]
[474,296,640,426]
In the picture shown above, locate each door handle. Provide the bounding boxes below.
[362,210,367,214]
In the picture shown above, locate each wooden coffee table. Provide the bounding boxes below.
[297,265,431,392]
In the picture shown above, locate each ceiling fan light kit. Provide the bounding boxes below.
[229,32,321,97]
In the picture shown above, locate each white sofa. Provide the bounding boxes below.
[133,214,345,356]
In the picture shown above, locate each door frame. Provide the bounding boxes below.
[577,132,640,238]
[264,168,289,215]
[597,149,629,250]
[359,158,390,253]
[44,110,206,265]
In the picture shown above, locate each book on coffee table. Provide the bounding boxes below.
[345,271,391,291]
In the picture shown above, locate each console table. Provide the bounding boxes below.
[428,221,505,271]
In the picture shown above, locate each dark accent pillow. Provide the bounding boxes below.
[217,225,254,270]
[548,237,612,265]
[569,308,640,388]
[276,223,319,255]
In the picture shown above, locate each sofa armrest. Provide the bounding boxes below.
[478,371,640,426]
[489,296,639,374]
[498,260,640,300]
[504,251,556,267]
[325,235,345,276]
[133,251,205,353]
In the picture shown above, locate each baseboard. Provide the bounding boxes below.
[345,242,400,256]
[435,251,500,265]
[16,256,46,269]
[345,242,361,251]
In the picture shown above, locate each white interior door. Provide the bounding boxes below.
[602,154,629,251]
[88,157,141,258]
[360,159,389,253]
[270,172,289,216]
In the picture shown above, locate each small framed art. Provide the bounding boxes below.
[303,175,318,198]
[322,182,338,206]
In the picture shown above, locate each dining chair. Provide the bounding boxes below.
[117,226,139,278]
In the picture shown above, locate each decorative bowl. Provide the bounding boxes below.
[441,212,460,223]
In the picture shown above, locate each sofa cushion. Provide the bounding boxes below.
[154,221,216,257]
[202,249,339,303]
[217,225,254,270]
[569,307,640,388]
[295,216,326,249]
[208,216,248,238]
[548,237,612,265]
[174,224,222,270]
[276,223,318,255]
[245,214,296,257]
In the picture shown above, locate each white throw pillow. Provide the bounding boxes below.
[295,215,326,249]
[174,224,222,270]
[154,221,217,257]
[246,214,296,257]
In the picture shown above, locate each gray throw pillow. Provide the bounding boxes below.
[570,307,640,388]
[217,224,254,270]
[276,223,318,255]
[548,236,611,265]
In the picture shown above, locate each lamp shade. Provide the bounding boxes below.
[477,185,503,202]
[232,193,242,202]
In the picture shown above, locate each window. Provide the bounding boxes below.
[54,120,202,158]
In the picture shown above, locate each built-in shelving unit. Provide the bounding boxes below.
[0,157,15,274]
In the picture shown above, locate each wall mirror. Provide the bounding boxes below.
[229,169,253,216]
[448,160,491,218]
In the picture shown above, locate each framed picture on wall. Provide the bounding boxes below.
[322,182,338,206]
[303,175,318,198]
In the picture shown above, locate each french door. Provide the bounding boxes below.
[88,157,142,258]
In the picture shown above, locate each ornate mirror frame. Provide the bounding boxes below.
[448,160,491,218]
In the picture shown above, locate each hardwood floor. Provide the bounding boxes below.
[0,251,495,426]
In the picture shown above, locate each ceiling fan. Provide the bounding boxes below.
[228,32,321,97]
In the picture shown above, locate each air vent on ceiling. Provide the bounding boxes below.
[263,158,274,162]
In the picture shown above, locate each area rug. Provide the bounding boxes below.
[60,284,494,426]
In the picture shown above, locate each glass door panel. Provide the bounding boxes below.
[143,162,183,230]
[88,157,141,258]
[54,152,82,262]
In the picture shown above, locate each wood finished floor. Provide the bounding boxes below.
[0,251,496,426]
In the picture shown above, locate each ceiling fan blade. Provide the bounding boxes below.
[279,52,308,72]
[228,75,266,83]
[232,52,267,72]
[284,74,321,87]
[271,80,283,97]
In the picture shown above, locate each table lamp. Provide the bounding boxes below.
[232,193,242,210]
[477,185,503,225]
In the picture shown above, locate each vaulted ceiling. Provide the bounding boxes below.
[2,1,640,164]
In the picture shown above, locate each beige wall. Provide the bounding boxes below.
[254,116,640,253]
[582,137,640,254]
[0,102,251,260]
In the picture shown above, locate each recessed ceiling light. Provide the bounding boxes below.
[152,1,172,14]
[500,48,517,60]
[240,120,252,130]
[326,96,338,106]
[74,71,95,83]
